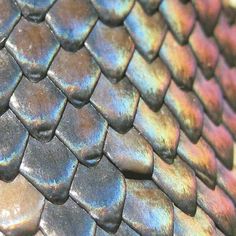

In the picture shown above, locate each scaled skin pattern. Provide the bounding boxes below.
[0,0,236,236]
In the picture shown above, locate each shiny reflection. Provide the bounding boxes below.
[46,0,97,51]
[153,154,197,215]
[177,131,217,188]
[123,179,174,236]
[70,156,125,233]
[160,32,196,89]
[104,127,153,177]
[6,18,59,81]
[0,0,20,47]
[91,75,139,133]
[9,77,66,142]
[20,136,78,203]
[126,50,170,110]
[86,20,134,79]
[125,1,167,61]
[165,80,203,143]
[56,103,107,166]
[91,0,134,25]
[160,0,195,44]
[48,47,100,107]
[134,99,179,162]
[0,110,28,181]
[40,198,96,236]
[189,23,219,78]
[0,174,45,236]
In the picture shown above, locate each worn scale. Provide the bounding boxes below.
[0,0,236,235]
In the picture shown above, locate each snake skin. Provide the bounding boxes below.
[0,0,236,235]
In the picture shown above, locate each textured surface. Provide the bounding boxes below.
[0,0,236,236]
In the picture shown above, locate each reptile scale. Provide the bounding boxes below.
[0,0,236,235]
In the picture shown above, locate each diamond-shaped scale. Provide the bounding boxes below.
[193,69,223,125]
[0,0,20,48]
[0,174,45,236]
[40,198,96,236]
[46,0,97,51]
[0,110,28,181]
[177,131,217,188]
[48,47,100,107]
[153,154,197,216]
[125,1,167,62]
[9,77,66,142]
[91,0,134,25]
[6,18,59,82]
[192,0,221,35]
[165,81,203,143]
[160,0,196,44]
[56,103,107,166]
[70,156,126,233]
[138,0,161,14]
[0,48,22,114]
[16,0,56,22]
[160,32,196,89]
[202,115,234,169]
[86,21,134,80]
[104,127,154,178]
[126,50,170,111]
[123,179,174,236]
[20,136,78,203]
[189,23,219,79]
[134,99,180,163]
[91,75,139,133]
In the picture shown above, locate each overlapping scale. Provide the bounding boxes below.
[9,77,66,142]
[46,0,97,51]
[0,0,20,47]
[123,179,174,236]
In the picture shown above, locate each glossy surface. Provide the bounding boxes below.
[16,0,56,22]
[0,175,45,236]
[174,206,216,236]
[215,56,236,111]
[134,99,180,162]
[70,156,125,232]
[126,51,170,110]
[123,180,174,236]
[86,21,134,79]
[104,127,153,177]
[189,23,219,78]
[214,14,236,67]
[91,0,134,25]
[125,2,167,61]
[222,101,236,139]
[6,18,59,81]
[10,77,66,142]
[138,0,161,14]
[40,198,96,236]
[202,115,234,169]
[177,131,217,188]
[160,32,196,89]
[56,103,107,166]
[197,178,236,235]
[192,0,221,34]
[0,48,22,114]
[46,0,97,51]
[193,70,223,125]
[48,47,100,107]
[0,110,28,181]
[20,136,78,203]
[91,75,139,133]
[0,0,20,47]
[165,81,203,143]
[153,154,197,215]
[160,0,195,44]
